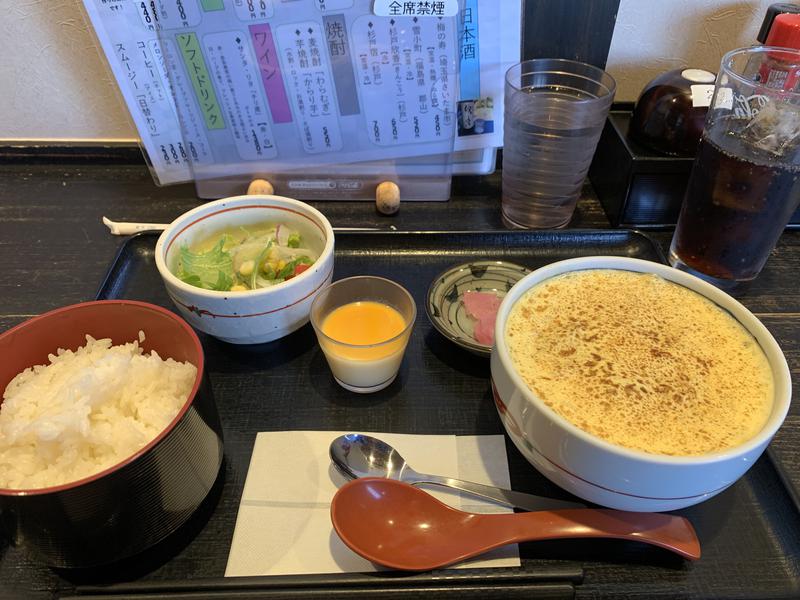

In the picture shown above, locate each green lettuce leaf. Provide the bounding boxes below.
[251,240,273,289]
[177,239,234,291]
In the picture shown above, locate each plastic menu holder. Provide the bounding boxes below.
[149,1,461,200]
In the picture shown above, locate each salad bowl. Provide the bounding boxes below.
[155,195,335,344]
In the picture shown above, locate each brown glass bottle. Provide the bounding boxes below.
[630,69,714,156]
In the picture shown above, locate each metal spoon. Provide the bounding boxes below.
[331,478,701,570]
[329,433,585,512]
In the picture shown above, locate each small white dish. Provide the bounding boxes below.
[426,260,530,356]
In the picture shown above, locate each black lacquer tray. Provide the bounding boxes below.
[7,230,800,600]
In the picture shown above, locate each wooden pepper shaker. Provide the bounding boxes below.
[247,178,274,195]
[376,181,400,215]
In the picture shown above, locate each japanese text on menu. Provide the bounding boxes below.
[83,0,462,182]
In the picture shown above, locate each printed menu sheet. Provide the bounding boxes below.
[455,0,519,151]
[82,0,519,185]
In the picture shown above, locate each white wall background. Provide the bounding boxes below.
[0,1,134,140]
[606,0,775,102]
[0,0,784,141]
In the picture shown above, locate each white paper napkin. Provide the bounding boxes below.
[225,430,521,576]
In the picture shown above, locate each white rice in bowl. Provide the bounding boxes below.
[0,333,197,490]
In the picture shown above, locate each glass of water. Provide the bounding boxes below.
[502,59,616,229]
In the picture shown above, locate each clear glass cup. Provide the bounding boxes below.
[669,46,800,288]
[310,276,416,393]
[502,59,616,229]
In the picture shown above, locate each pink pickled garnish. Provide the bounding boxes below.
[473,316,495,345]
[463,290,502,346]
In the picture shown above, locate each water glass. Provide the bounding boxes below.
[669,46,800,288]
[502,59,616,229]
[310,276,416,394]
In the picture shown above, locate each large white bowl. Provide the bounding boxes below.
[155,195,334,344]
[490,256,792,512]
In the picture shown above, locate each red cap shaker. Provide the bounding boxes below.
[766,12,800,47]
[760,13,800,89]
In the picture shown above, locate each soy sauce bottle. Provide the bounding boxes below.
[629,69,716,156]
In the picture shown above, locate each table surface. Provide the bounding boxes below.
[0,160,798,599]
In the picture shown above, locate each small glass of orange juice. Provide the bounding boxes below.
[310,276,416,393]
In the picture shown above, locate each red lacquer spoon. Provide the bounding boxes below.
[331,478,701,570]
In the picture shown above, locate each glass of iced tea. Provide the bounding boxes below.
[669,46,800,287]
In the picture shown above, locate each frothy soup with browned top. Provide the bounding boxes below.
[505,270,774,456]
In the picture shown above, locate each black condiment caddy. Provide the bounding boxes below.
[588,107,800,229]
